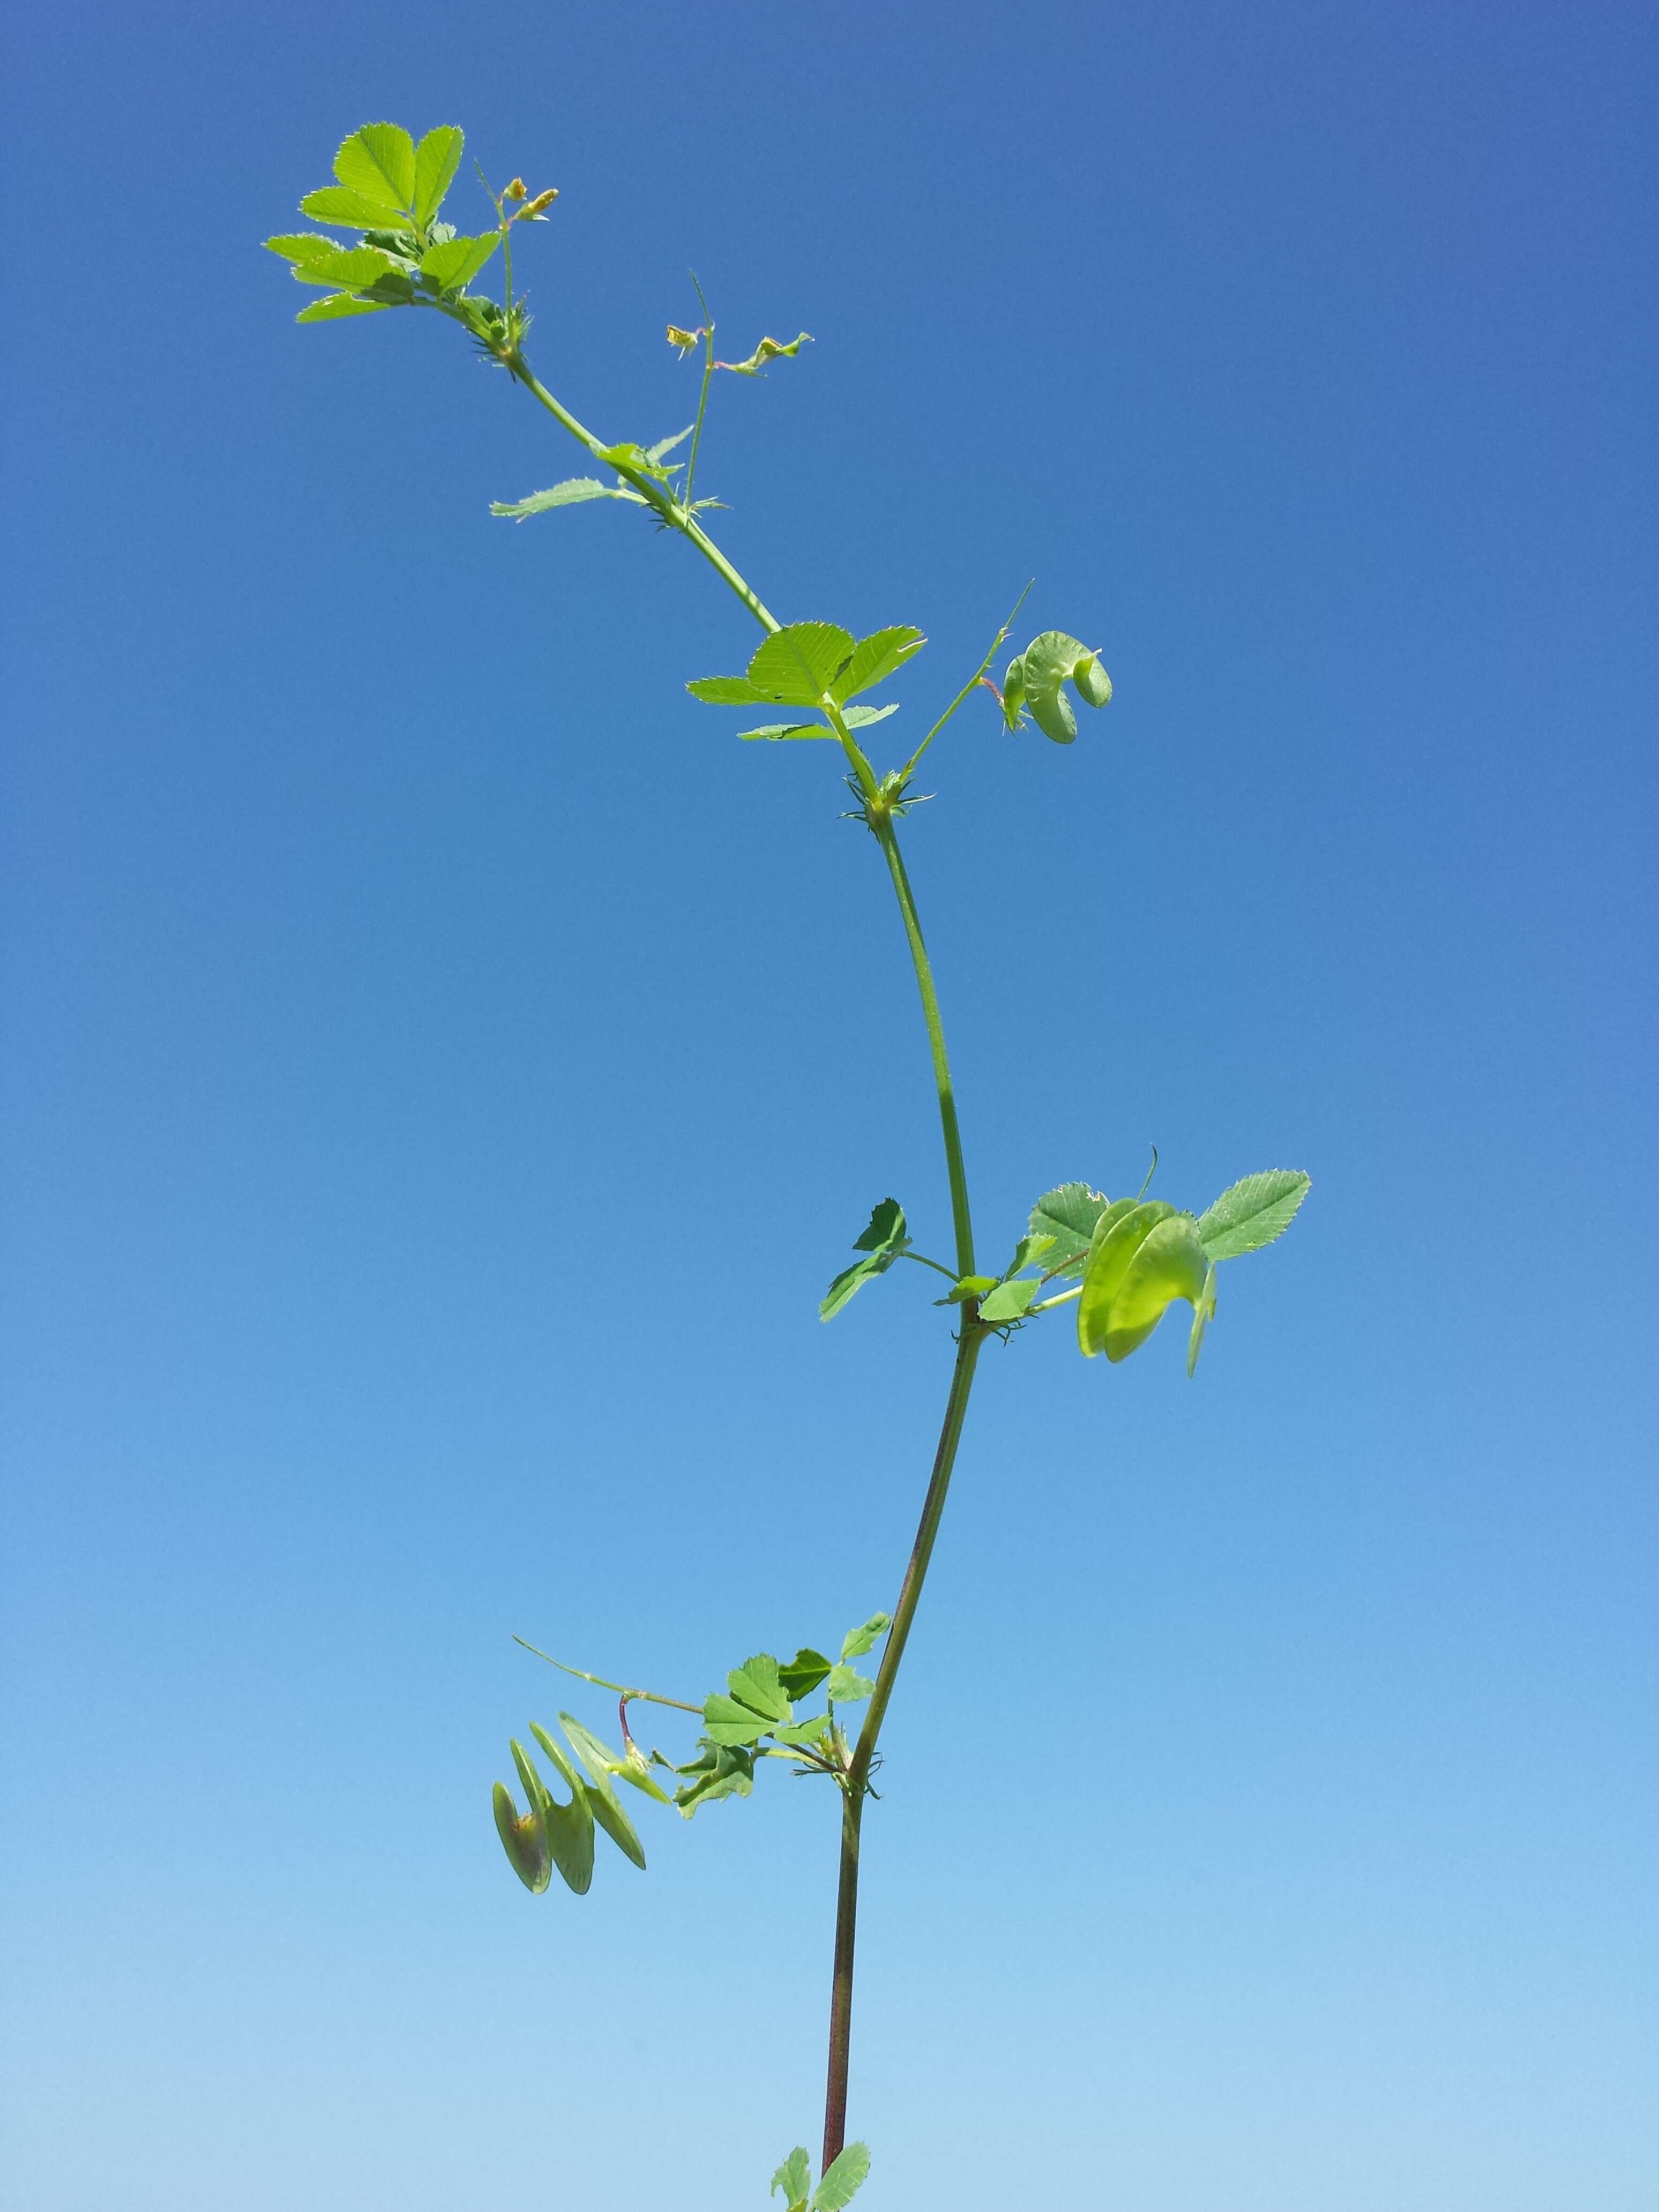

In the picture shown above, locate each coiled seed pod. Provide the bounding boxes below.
[1004,630,1112,743]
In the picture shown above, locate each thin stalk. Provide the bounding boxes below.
[823,1320,985,2167]
[870,817,975,1280]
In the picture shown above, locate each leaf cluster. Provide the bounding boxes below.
[771,2142,870,2212]
[689,620,927,742]
[264,124,529,353]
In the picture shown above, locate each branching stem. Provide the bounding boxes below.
[503,342,988,2169]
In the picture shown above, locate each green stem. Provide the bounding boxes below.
[823,1319,985,2168]
[869,817,975,1279]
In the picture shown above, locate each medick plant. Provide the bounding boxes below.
[268,122,1311,2207]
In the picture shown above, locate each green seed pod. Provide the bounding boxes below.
[1077,1200,1176,1356]
[1073,651,1113,708]
[1002,655,1026,732]
[521,1728,596,1895]
[493,1764,551,1894]
[1102,1212,1209,1362]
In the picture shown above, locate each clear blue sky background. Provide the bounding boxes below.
[3,5,1654,2208]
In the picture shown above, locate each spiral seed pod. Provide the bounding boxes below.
[1008,630,1113,743]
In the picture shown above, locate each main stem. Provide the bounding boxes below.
[510,345,985,2168]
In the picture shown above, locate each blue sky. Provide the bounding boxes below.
[3,4,1654,2207]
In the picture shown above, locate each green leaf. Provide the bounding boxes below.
[1197,1170,1311,1261]
[1077,1200,1175,1357]
[334,123,416,213]
[295,293,395,324]
[702,1695,773,1746]
[779,1647,834,1699]
[978,1276,1040,1322]
[298,185,416,230]
[772,1715,833,1746]
[1104,1212,1209,1363]
[419,231,499,291]
[831,625,927,703]
[1004,1232,1057,1277]
[491,1777,551,1893]
[825,1663,875,1702]
[647,424,695,464]
[282,242,401,290]
[1029,1184,1112,1276]
[839,1613,891,1661]
[413,125,464,225]
[728,1653,792,1723]
[738,722,836,742]
[852,1199,905,1254]
[841,703,899,728]
[746,622,856,707]
[687,674,768,705]
[490,478,625,520]
[772,2148,812,2209]
[821,1198,910,1320]
[672,1739,755,1813]
[1187,1261,1218,1378]
[936,1273,997,1304]
[265,232,346,271]
[812,2142,871,2211]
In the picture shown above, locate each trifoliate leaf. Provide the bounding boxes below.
[490,479,630,519]
[298,185,416,230]
[812,2142,871,2211]
[672,1739,755,1813]
[1104,1212,1209,1363]
[820,1198,910,1320]
[1197,1170,1311,1261]
[419,231,499,291]
[839,1614,892,1661]
[772,2148,812,2209]
[334,123,416,212]
[831,626,927,703]
[779,1648,834,1699]
[825,1663,876,1703]
[746,622,856,707]
[978,1276,1041,1322]
[1027,1184,1111,1276]
[413,125,464,225]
